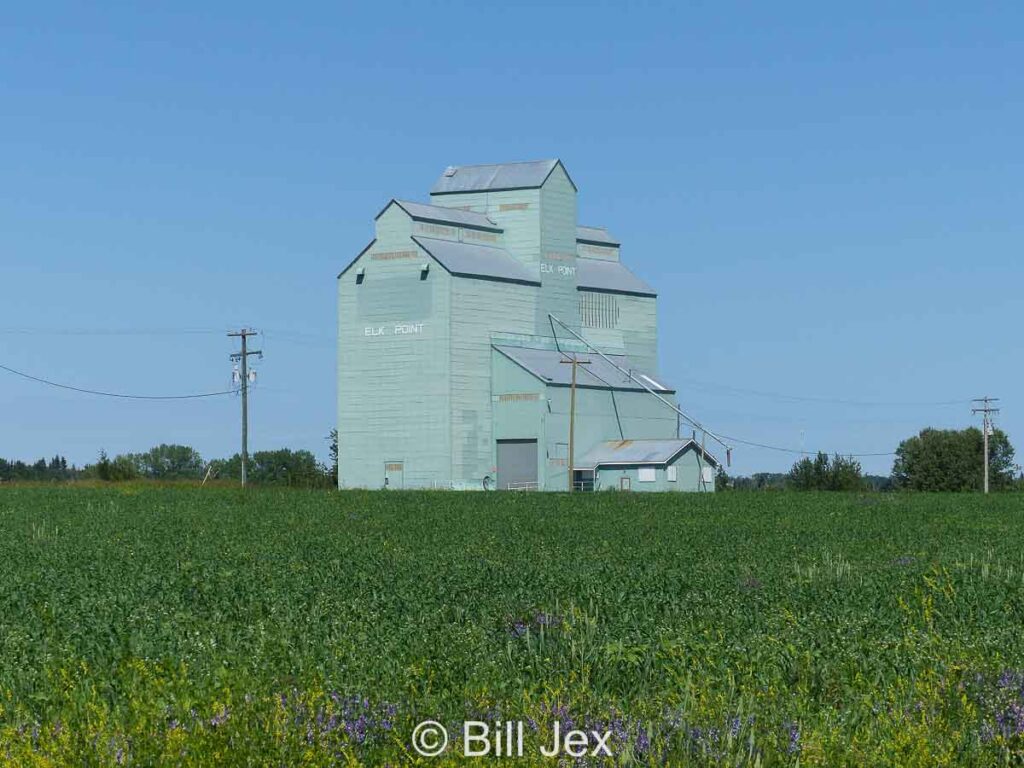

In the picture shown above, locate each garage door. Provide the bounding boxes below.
[496,439,538,490]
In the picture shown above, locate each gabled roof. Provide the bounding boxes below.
[379,199,502,232]
[576,258,656,297]
[430,159,577,195]
[412,237,540,287]
[337,238,376,279]
[576,225,620,247]
[493,345,673,393]
[577,438,720,469]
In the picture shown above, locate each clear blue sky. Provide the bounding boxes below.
[2,2,1020,476]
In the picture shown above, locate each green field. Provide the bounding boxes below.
[1,488,1022,766]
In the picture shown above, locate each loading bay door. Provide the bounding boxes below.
[496,439,538,490]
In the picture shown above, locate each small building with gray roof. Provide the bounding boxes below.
[577,439,719,492]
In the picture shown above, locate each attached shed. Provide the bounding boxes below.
[491,342,680,491]
[576,439,719,492]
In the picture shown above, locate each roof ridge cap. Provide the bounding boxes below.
[449,158,557,169]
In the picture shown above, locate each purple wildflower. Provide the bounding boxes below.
[728,716,742,738]
[209,708,230,728]
[635,726,650,755]
[785,722,801,754]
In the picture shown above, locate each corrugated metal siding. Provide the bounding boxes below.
[539,163,580,332]
[618,294,658,374]
[491,352,546,487]
[431,189,543,286]
[449,278,537,488]
[577,291,657,373]
[595,448,713,492]
[577,242,620,262]
[373,203,413,245]
[539,385,679,490]
[339,159,702,492]
[338,245,451,489]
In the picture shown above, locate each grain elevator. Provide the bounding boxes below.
[337,160,718,491]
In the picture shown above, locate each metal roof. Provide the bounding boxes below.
[576,438,720,469]
[387,200,501,232]
[576,258,656,297]
[493,345,673,393]
[412,237,540,286]
[576,225,620,246]
[430,159,576,194]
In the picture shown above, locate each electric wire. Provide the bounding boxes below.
[564,357,896,458]
[716,432,896,457]
[0,363,236,400]
[0,324,964,458]
[0,328,225,336]
[550,315,902,459]
[673,377,972,407]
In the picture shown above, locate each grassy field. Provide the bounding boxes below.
[0,487,1022,766]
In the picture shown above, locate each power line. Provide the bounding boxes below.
[574,361,899,458]
[673,376,973,408]
[547,313,732,453]
[0,362,235,400]
[0,327,336,348]
[548,314,899,461]
[260,330,334,349]
[716,434,892,456]
[0,328,225,336]
[0,329,974,406]
[568,361,894,458]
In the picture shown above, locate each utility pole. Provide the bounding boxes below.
[560,354,591,492]
[229,328,262,488]
[972,396,1000,494]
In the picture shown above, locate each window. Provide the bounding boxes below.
[667,466,677,482]
[701,466,714,483]
[638,467,656,482]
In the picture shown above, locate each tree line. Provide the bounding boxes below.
[718,426,1021,492]
[0,456,75,483]
[1,431,340,489]
[3,426,1018,492]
